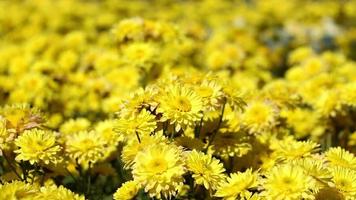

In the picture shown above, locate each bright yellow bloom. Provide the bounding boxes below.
[14,129,62,165]
[0,116,15,153]
[119,87,158,118]
[294,157,331,192]
[271,138,320,160]
[185,150,226,190]
[132,143,185,199]
[0,181,39,200]
[262,164,313,200]
[0,104,43,134]
[241,100,277,134]
[215,169,259,200]
[157,84,203,132]
[59,118,91,136]
[194,79,224,111]
[95,120,123,147]
[65,130,107,168]
[116,109,157,139]
[326,147,356,170]
[330,166,356,199]
[121,132,168,169]
[35,185,84,200]
[113,180,139,200]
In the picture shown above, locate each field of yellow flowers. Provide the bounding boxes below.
[1,0,356,199]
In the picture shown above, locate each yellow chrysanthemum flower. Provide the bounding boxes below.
[325,147,356,170]
[122,42,158,70]
[0,116,15,153]
[116,109,157,140]
[157,84,203,132]
[112,17,145,43]
[65,130,107,168]
[262,164,313,200]
[194,79,224,111]
[215,168,259,200]
[0,181,39,200]
[35,185,84,200]
[271,138,320,160]
[121,132,168,169]
[281,108,325,139]
[294,157,331,192]
[119,87,158,118]
[348,131,356,147]
[340,82,356,107]
[95,120,123,147]
[0,104,43,134]
[113,180,139,200]
[59,118,91,136]
[330,166,356,199]
[185,150,226,190]
[14,129,62,165]
[132,143,185,199]
[241,100,277,134]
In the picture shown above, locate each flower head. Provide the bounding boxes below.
[215,169,259,200]
[262,164,313,200]
[0,181,38,200]
[185,150,226,190]
[326,147,356,170]
[65,130,107,168]
[14,129,62,165]
[116,109,157,139]
[132,143,185,199]
[113,180,140,200]
[157,84,203,131]
[121,132,168,169]
[241,100,278,134]
[330,166,356,199]
[35,185,84,200]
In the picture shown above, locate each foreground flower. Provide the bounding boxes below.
[262,164,313,200]
[330,166,356,199]
[271,138,320,160]
[241,100,277,134]
[0,181,38,199]
[157,84,203,131]
[35,184,84,200]
[116,109,157,139]
[121,133,168,169]
[113,180,140,200]
[14,129,62,165]
[185,150,226,190]
[215,168,259,200]
[194,79,224,111]
[65,130,106,168]
[325,147,356,170]
[132,143,185,199]
[0,117,15,153]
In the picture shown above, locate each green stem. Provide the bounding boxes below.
[205,99,226,151]
[65,168,78,183]
[2,153,22,181]
[195,115,204,139]
[86,164,91,195]
[135,131,141,143]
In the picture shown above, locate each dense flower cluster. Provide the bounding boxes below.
[1,0,356,199]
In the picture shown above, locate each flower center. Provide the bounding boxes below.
[175,97,192,112]
[149,158,168,173]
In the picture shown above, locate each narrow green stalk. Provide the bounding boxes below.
[135,131,141,143]
[205,99,226,151]
[2,153,22,181]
